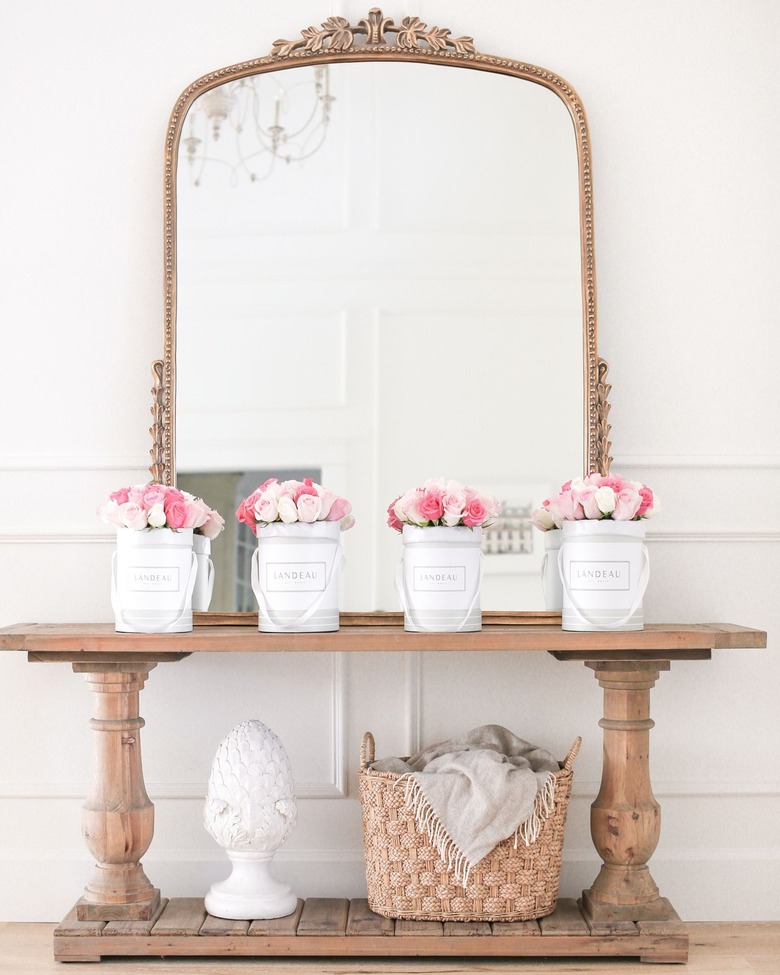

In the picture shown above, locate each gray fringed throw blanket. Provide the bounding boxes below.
[371,725,560,887]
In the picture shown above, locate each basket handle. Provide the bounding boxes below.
[360,731,375,770]
[563,737,582,771]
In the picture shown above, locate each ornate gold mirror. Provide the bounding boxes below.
[152,9,612,613]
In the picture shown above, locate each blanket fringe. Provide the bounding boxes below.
[515,772,556,849]
[394,770,558,889]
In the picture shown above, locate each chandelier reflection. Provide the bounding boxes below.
[183,67,334,186]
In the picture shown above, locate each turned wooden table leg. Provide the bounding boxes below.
[581,659,672,923]
[73,662,161,921]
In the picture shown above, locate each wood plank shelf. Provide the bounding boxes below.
[53,897,689,964]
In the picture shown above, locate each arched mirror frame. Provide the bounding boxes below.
[150,7,613,486]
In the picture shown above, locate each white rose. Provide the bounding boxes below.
[317,488,336,519]
[339,514,355,532]
[277,496,298,523]
[147,503,167,528]
[594,486,617,515]
[423,477,446,493]
[531,506,556,531]
[97,500,124,528]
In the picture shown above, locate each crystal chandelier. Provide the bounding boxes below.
[182,66,334,186]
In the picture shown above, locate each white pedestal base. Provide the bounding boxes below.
[205,851,297,920]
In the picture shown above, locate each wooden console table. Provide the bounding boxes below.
[0,615,766,965]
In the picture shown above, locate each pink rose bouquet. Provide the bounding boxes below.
[387,478,501,531]
[98,483,225,539]
[531,472,658,530]
[236,478,355,535]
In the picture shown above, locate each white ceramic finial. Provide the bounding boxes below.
[204,719,297,919]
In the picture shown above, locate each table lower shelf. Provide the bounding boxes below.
[54,896,688,964]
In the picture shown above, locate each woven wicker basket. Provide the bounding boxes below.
[358,731,581,922]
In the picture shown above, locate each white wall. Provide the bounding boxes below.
[1,0,778,923]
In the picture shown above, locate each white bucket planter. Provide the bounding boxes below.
[558,520,649,632]
[541,530,563,611]
[192,534,215,612]
[112,527,197,633]
[397,525,483,633]
[250,522,344,633]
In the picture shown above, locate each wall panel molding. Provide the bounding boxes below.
[403,651,422,756]
[0,532,114,545]
[571,780,780,799]
[6,777,776,802]
[0,651,349,801]
[0,457,148,472]
[613,455,780,470]
[2,529,776,546]
[647,531,780,544]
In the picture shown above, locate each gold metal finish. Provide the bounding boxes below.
[153,8,611,484]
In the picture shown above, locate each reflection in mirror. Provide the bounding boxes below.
[175,61,584,613]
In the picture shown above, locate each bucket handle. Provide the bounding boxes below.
[541,548,561,606]
[558,545,650,630]
[111,551,198,634]
[251,539,345,632]
[394,551,483,632]
[202,556,215,608]
[360,731,375,770]
[562,736,582,771]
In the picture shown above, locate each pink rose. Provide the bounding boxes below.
[182,497,209,529]
[199,509,225,540]
[387,497,403,531]
[637,486,655,517]
[549,489,585,524]
[326,496,352,522]
[164,498,188,529]
[109,487,130,505]
[612,488,642,521]
[395,489,426,526]
[254,495,279,524]
[118,501,148,531]
[297,493,323,523]
[441,489,466,527]
[462,497,488,527]
[294,482,318,503]
[573,484,602,520]
[141,484,166,509]
[236,498,254,527]
[418,490,444,522]
[600,475,629,493]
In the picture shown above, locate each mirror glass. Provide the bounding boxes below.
[174,60,584,613]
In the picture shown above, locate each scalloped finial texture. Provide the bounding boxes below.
[204,719,297,853]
